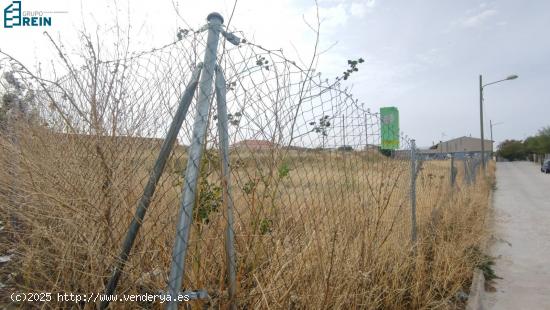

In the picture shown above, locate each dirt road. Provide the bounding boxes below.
[484,161,550,309]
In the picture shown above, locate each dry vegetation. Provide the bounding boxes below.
[0,122,494,309]
[0,20,495,309]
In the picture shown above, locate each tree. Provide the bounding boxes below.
[538,126,550,137]
[309,115,331,148]
[497,139,526,161]
[0,71,37,130]
[536,127,550,154]
[524,136,544,154]
[523,126,550,162]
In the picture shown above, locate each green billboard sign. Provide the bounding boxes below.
[380,107,399,150]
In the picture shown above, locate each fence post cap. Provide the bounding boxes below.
[207,12,224,24]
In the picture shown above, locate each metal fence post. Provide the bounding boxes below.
[410,139,417,245]
[465,159,469,185]
[100,64,202,310]
[473,157,479,183]
[364,112,368,147]
[166,12,223,310]
[450,153,456,187]
[215,66,237,309]
[463,158,470,185]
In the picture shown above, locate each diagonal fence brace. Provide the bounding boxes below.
[100,63,203,310]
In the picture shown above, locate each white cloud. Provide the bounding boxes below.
[305,3,349,31]
[459,9,497,28]
[415,48,450,67]
[350,2,366,18]
[496,21,508,27]
[349,0,375,18]
[307,0,376,28]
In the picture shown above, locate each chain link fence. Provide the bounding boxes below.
[0,13,491,309]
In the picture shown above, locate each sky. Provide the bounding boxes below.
[0,0,549,148]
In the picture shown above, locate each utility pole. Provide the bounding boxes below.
[480,74,485,175]
[490,119,493,157]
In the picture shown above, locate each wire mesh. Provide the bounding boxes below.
[0,16,490,309]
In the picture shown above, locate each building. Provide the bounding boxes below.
[419,136,493,159]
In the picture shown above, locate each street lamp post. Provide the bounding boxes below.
[479,74,518,175]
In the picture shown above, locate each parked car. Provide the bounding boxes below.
[542,160,550,173]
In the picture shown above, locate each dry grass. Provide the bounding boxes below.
[0,123,494,309]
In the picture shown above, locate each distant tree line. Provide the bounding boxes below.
[497,126,550,162]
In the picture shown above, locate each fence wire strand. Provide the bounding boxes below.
[0,17,491,310]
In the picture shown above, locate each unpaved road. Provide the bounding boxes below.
[484,161,550,309]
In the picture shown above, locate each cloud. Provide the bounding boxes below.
[305,3,349,31]
[416,48,448,67]
[459,9,497,28]
[349,0,376,18]
[496,21,508,27]
[306,0,376,27]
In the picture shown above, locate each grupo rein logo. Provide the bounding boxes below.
[3,0,66,28]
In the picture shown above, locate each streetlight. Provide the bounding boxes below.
[490,120,504,156]
[479,74,518,174]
